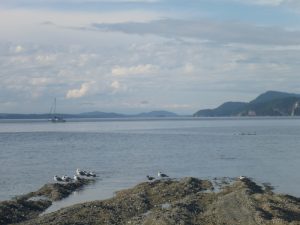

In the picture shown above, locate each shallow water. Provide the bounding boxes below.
[1,117,300,212]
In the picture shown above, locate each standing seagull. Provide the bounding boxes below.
[62,175,72,182]
[239,176,246,181]
[73,175,82,182]
[158,171,169,178]
[54,175,63,182]
[146,175,155,181]
[86,171,96,177]
[76,168,86,176]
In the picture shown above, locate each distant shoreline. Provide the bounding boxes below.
[1,116,300,123]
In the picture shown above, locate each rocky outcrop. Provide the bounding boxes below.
[17,177,300,225]
[0,179,92,225]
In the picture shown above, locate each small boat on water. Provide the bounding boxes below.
[50,116,66,123]
[49,98,66,123]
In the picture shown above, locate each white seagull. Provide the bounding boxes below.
[54,175,63,182]
[62,175,72,182]
[76,168,86,176]
[158,171,169,178]
[73,175,81,182]
[239,176,246,180]
[77,168,96,177]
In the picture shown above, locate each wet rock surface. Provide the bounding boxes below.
[24,179,93,201]
[0,197,51,225]
[0,179,91,225]
[3,177,300,225]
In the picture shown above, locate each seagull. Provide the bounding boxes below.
[62,175,72,182]
[76,168,86,176]
[73,175,82,182]
[158,171,169,178]
[239,176,246,180]
[146,175,155,181]
[76,169,96,177]
[86,171,96,177]
[54,175,63,182]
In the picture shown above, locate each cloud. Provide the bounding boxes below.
[4,0,160,3]
[1,24,300,114]
[0,0,163,12]
[41,21,55,26]
[163,104,192,109]
[0,1,300,115]
[111,64,157,76]
[93,19,300,46]
[140,100,149,104]
[234,0,285,6]
[121,100,152,108]
[110,80,128,93]
[0,8,163,44]
[234,0,300,8]
[231,0,300,12]
[66,82,92,99]
[14,45,25,53]
[111,80,121,90]
[183,62,195,74]
[35,54,57,64]
[30,77,52,86]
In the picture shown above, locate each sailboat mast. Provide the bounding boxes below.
[54,98,56,115]
[49,97,66,122]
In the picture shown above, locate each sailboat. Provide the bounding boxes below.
[49,98,66,123]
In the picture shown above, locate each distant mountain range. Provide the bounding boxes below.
[194,91,300,117]
[78,110,178,118]
[2,91,300,119]
[0,110,179,120]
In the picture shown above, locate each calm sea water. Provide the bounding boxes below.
[1,118,300,212]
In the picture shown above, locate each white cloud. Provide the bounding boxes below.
[111,80,121,90]
[183,62,195,74]
[14,45,25,53]
[111,64,157,76]
[1,23,300,114]
[30,77,52,86]
[9,55,30,64]
[66,82,92,99]
[110,80,128,93]
[35,54,57,64]
[3,0,300,114]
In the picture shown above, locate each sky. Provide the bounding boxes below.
[1,0,300,114]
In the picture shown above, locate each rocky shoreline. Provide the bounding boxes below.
[2,177,300,225]
[0,179,93,225]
